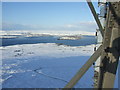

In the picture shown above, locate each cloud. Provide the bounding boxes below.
[58,21,97,32]
[2,21,97,32]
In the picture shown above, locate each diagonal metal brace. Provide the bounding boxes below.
[86,0,104,37]
[64,45,102,88]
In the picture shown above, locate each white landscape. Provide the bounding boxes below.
[0,30,95,36]
[1,43,95,88]
[0,31,118,88]
[1,1,119,89]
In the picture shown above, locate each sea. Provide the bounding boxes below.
[1,35,97,46]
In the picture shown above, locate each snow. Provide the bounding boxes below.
[1,43,95,88]
[58,35,82,40]
[1,30,95,36]
[0,30,93,40]
[1,43,118,88]
[1,43,94,59]
[0,36,19,39]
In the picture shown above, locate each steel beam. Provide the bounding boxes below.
[102,28,119,88]
[86,0,104,37]
[97,2,120,89]
[97,5,113,88]
[64,45,102,88]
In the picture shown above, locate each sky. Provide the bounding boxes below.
[2,2,99,32]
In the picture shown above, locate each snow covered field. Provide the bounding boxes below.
[0,30,95,36]
[1,43,96,88]
[0,30,88,40]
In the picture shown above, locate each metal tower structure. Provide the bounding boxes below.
[63,0,120,89]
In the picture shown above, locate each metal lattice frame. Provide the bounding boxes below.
[63,1,120,89]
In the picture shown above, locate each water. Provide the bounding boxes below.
[1,35,96,46]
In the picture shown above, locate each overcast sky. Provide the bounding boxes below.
[2,2,99,32]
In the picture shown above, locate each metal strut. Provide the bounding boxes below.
[63,1,120,89]
[97,2,120,89]
[64,45,102,88]
[86,0,104,37]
